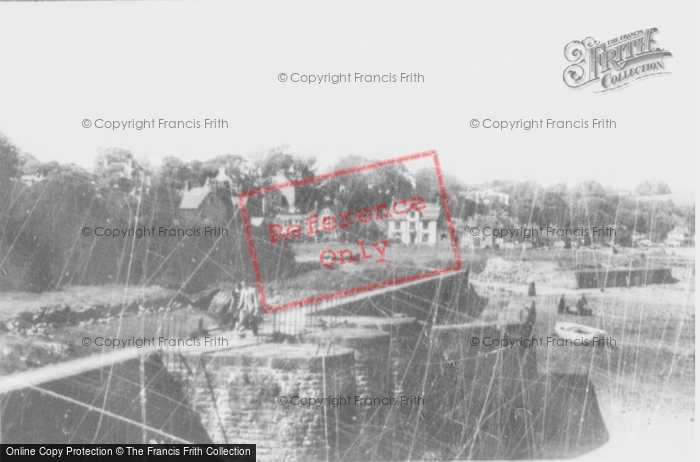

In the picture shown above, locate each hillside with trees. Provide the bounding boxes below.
[0,130,693,292]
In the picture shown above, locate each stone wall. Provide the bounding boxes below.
[302,328,391,427]
[178,343,357,462]
[302,328,394,461]
[312,270,483,323]
[576,267,673,288]
[301,317,431,460]
[416,322,539,460]
[310,317,429,404]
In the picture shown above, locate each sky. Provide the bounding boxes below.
[0,1,696,193]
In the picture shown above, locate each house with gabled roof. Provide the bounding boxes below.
[178,166,238,225]
[387,202,440,245]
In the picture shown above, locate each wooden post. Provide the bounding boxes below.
[528,281,536,296]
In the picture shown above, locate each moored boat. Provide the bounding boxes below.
[555,321,606,344]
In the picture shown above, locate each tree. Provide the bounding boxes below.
[94,147,141,192]
[36,161,60,176]
[328,156,381,212]
[325,156,414,212]
[0,132,22,193]
[508,182,545,227]
[157,156,191,190]
[255,146,318,213]
[414,167,440,202]
[635,181,654,196]
[684,206,695,234]
[635,180,672,196]
[5,164,101,290]
[654,181,672,195]
[450,197,478,221]
[0,132,24,236]
[541,183,570,227]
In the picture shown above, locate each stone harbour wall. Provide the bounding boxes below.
[178,343,357,462]
[305,317,431,460]
[303,328,392,427]
[420,322,540,460]
[576,267,673,288]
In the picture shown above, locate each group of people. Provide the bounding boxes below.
[557,294,592,316]
[218,280,264,336]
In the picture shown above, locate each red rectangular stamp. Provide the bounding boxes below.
[239,150,462,313]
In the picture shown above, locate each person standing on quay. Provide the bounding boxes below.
[236,280,263,337]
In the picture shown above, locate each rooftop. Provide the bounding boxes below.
[179,185,212,210]
[387,202,440,221]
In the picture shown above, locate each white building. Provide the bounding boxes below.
[387,203,440,245]
[469,188,510,206]
[665,226,694,247]
[19,172,46,186]
[103,157,134,179]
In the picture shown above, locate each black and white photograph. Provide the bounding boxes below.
[0,2,696,461]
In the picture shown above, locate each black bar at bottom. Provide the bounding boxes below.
[1,444,256,462]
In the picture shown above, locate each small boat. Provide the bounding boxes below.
[554,321,606,344]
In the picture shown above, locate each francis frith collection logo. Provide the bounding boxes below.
[563,28,672,93]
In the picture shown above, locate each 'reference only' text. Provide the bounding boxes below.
[266,196,428,269]
[267,196,427,244]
